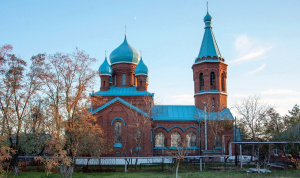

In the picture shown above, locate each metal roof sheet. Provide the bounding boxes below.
[93,86,153,96]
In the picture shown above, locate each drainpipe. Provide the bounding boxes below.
[204,104,207,150]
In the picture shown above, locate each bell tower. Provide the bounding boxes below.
[192,11,228,112]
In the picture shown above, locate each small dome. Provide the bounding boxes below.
[110,35,140,65]
[203,12,212,22]
[135,57,148,75]
[98,57,112,76]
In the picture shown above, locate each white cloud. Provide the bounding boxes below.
[261,89,300,96]
[245,63,266,75]
[229,35,272,64]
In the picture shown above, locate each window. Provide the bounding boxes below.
[221,73,225,91]
[140,81,142,87]
[132,74,135,85]
[114,122,122,146]
[199,73,204,90]
[212,98,215,107]
[186,132,197,147]
[214,135,221,148]
[210,72,216,90]
[155,132,165,147]
[122,73,126,85]
[171,132,181,147]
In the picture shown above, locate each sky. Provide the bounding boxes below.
[1,0,300,115]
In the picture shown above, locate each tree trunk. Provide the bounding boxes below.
[176,160,180,178]
[60,163,74,178]
[12,153,20,176]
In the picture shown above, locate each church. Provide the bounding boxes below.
[90,11,235,157]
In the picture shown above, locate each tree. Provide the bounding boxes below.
[0,45,43,175]
[35,49,106,178]
[262,107,285,140]
[284,104,300,127]
[235,95,269,161]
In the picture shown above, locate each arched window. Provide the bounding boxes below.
[171,132,181,147]
[214,135,221,147]
[186,132,197,147]
[212,97,215,107]
[114,122,122,145]
[114,75,116,85]
[140,81,142,87]
[132,74,135,85]
[210,72,216,90]
[155,132,165,147]
[199,73,204,90]
[122,73,126,85]
[221,73,225,91]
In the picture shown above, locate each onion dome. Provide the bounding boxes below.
[134,57,148,75]
[98,57,112,76]
[203,12,212,27]
[110,35,140,65]
[196,11,223,62]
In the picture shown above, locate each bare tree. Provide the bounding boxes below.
[235,95,269,160]
[0,46,42,175]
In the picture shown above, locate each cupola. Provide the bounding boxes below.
[134,57,148,75]
[98,57,112,76]
[110,35,140,65]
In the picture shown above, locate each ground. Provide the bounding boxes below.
[10,169,300,178]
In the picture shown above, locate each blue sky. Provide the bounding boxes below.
[1,0,299,115]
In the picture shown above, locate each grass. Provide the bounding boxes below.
[8,169,300,178]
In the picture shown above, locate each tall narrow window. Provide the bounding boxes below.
[199,73,204,90]
[114,75,116,85]
[212,97,215,107]
[210,72,216,90]
[122,73,126,85]
[140,81,142,87]
[132,74,135,85]
[171,132,181,147]
[155,132,165,147]
[214,135,221,148]
[221,73,225,91]
[186,132,197,147]
[114,122,122,146]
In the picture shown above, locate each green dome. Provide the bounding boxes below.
[134,57,148,75]
[98,57,112,76]
[109,35,140,65]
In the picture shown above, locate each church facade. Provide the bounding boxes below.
[90,11,235,157]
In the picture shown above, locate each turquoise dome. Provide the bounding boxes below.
[110,35,140,64]
[135,57,148,75]
[203,12,212,22]
[98,57,112,76]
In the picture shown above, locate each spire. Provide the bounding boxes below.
[196,11,223,62]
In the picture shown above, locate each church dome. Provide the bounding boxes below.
[98,57,112,76]
[135,57,148,75]
[203,12,212,22]
[110,35,140,65]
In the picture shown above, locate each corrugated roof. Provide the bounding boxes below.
[152,105,234,121]
[93,86,153,96]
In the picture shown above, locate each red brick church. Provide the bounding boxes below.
[90,11,235,156]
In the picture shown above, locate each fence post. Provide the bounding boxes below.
[124,158,127,173]
[200,158,203,172]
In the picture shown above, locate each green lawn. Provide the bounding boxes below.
[11,169,300,178]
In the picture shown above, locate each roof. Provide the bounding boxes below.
[152,105,234,121]
[91,97,150,118]
[92,86,153,96]
[98,57,112,76]
[109,35,140,65]
[135,57,148,75]
[196,12,223,62]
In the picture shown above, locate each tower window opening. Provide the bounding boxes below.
[212,97,215,108]
[140,81,142,87]
[210,72,216,90]
[199,73,204,90]
[132,74,135,85]
[114,75,116,85]
[122,73,126,85]
[103,81,106,86]
[221,73,225,91]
